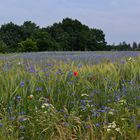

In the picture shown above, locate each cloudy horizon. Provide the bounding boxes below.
[0,0,140,45]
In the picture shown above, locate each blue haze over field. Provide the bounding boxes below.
[0,0,140,45]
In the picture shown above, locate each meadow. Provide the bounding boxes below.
[0,51,140,140]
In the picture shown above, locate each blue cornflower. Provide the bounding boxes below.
[59,109,65,113]
[85,125,91,129]
[137,124,140,129]
[95,123,100,127]
[64,114,69,118]
[18,117,28,122]
[15,95,21,102]
[0,123,3,128]
[63,122,69,127]
[9,116,16,121]
[19,111,26,115]
[46,64,53,67]
[35,87,43,92]
[29,66,35,73]
[92,111,100,117]
[19,126,25,130]
[20,81,24,87]
[97,109,106,113]
[67,71,72,78]
[78,63,82,68]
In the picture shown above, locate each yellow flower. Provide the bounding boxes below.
[27,94,34,100]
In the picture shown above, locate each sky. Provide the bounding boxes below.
[0,0,140,45]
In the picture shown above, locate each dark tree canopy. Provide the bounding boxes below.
[0,22,23,52]
[0,17,137,52]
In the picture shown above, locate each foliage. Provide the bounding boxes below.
[0,18,139,52]
[32,31,57,51]
[0,18,107,52]
[0,22,23,52]
[18,38,38,52]
[0,40,8,53]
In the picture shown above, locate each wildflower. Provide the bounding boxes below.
[120,60,126,64]
[41,103,54,109]
[81,93,89,97]
[98,109,106,113]
[46,63,53,67]
[128,57,132,61]
[46,97,50,102]
[85,125,91,129]
[19,111,26,115]
[108,111,114,115]
[107,128,111,132]
[27,94,34,100]
[20,81,24,87]
[15,95,21,102]
[18,62,22,65]
[35,87,43,92]
[64,114,69,118]
[78,63,82,68]
[67,71,72,78]
[115,128,121,132]
[95,123,100,127]
[18,117,28,122]
[0,123,3,128]
[137,124,140,129]
[63,122,69,127]
[73,71,78,77]
[128,57,135,63]
[121,118,126,121]
[108,121,116,128]
[29,66,35,73]
[19,126,25,130]
[9,116,16,121]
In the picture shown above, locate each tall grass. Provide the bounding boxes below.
[0,53,140,140]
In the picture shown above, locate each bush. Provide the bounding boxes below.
[18,38,38,52]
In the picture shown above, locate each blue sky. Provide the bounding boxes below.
[0,0,140,44]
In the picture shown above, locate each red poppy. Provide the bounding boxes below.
[73,71,78,77]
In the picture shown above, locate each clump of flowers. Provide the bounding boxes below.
[127,57,135,63]
[41,103,54,109]
[27,94,34,100]
[119,99,127,105]
[107,121,116,129]
[105,121,121,133]
[73,71,78,77]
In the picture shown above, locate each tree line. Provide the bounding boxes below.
[0,17,139,52]
[107,41,140,51]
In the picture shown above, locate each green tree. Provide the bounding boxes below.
[21,21,39,40]
[32,31,57,51]
[0,22,23,51]
[46,18,106,51]
[132,42,137,50]
[18,38,38,52]
[0,40,8,53]
[0,18,108,52]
